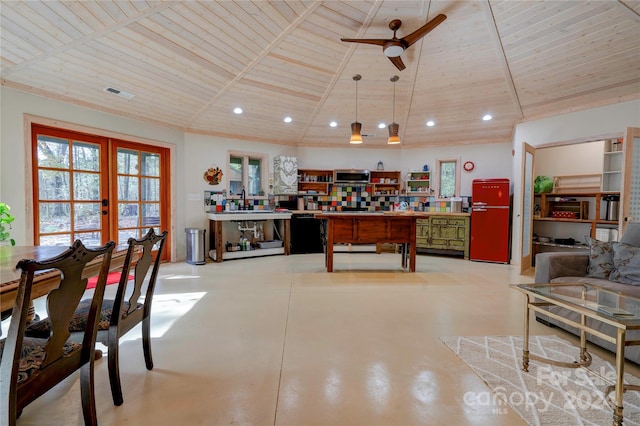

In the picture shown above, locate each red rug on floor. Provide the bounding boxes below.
[86,272,134,289]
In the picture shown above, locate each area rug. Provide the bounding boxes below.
[441,335,640,426]
[85,272,133,289]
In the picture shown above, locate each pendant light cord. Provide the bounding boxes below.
[390,75,399,124]
[355,78,358,122]
[392,79,395,122]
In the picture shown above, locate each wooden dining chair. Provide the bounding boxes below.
[26,228,168,406]
[0,240,115,426]
[99,228,167,406]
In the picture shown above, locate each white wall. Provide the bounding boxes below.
[401,142,513,196]
[511,99,640,266]
[0,87,186,259]
[297,147,402,172]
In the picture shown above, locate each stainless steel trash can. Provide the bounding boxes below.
[185,228,206,265]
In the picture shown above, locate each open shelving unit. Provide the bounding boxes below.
[602,138,624,193]
[406,171,431,195]
[370,170,401,195]
[297,169,333,195]
[533,191,619,238]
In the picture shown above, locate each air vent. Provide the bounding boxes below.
[361,133,376,137]
[104,86,135,100]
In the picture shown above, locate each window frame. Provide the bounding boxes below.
[436,157,461,198]
[227,150,268,198]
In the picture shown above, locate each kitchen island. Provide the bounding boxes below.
[315,212,429,272]
[207,211,291,262]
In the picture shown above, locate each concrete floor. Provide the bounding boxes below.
[9,252,640,425]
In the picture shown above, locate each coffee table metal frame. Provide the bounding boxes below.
[511,282,640,426]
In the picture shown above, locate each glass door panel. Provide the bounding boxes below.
[520,143,535,274]
[113,143,168,256]
[33,127,106,246]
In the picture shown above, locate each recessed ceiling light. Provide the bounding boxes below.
[284,116,292,123]
[482,114,493,121]
[426,120,435,127]
[330,121,338,127]
[233,107,243,114]
[378,123,386,129]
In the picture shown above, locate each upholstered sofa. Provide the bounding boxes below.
[534,223,640,364]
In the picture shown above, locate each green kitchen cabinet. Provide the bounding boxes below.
[416,215,470,259]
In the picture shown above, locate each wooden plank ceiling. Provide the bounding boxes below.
[2,0,639,147]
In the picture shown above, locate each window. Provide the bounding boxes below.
[228,151,266,197]
[437,158,460,198]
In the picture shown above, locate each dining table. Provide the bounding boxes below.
[0,244,136,319]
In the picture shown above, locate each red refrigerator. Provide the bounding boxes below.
[470,178,511,263]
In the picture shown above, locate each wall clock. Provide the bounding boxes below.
[463,161,475,172]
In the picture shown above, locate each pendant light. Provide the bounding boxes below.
[388,75,401,144]
[350,74,363,144]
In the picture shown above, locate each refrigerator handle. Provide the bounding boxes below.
[472,202,487,206]
[472,207,488,212]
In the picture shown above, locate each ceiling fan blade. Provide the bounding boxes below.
[402,14,447,47]
[388,56,406,71]
[340,38,387,47]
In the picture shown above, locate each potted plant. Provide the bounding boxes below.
[0,202,16,246]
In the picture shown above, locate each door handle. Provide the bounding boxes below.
[102,199,108,206]
[102,210,108,215]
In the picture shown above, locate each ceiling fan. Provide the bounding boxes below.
[341,14,447,71]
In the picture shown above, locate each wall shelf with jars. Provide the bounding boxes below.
[406,171,431,195]
[298,169,333,194]
[370,170,401,195]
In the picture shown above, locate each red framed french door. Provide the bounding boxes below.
[110,139,169,256]
[32,125,170,260]
[32,125,109,247]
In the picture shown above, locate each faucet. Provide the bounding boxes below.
[241,187,246,210]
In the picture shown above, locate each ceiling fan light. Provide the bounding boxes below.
[383,45,404,58]
[387,122,400,144]
[350,122,363,144]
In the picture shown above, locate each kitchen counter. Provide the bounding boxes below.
[289,210,470,216]
[315,212,423,272]
[207,211,292,221]
[207,211,291,262]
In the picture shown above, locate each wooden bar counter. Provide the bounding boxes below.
[315,212,430,272]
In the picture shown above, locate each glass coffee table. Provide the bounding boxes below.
[511,283,640,426]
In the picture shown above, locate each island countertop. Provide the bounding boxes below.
[316,212,425,272]
[314,211,470,218]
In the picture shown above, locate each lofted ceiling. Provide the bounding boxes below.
[1,0,639,148]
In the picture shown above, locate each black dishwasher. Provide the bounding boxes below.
[291,213,324,254]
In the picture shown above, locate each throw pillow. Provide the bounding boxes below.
[584,236,614,279]
[610,242,640,285]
